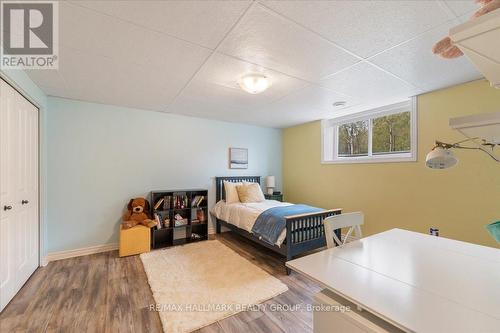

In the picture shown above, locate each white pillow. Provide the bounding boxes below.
[224,181,242,204]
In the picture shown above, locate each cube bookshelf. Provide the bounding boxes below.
[150,189,208,249]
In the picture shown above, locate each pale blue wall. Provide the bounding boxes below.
[46,97,282,252]
[1,70,49,259]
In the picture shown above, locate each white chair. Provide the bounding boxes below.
[324,212,364,248]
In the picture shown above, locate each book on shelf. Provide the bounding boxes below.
[172,194,188,209]
[191,196,198,207]
[191,195,205,207]
[162,195,172,210]
[153,198,164,210]
[154,213,162,229]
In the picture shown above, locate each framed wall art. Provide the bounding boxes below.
[229,148,248,169]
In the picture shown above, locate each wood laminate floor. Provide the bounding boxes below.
[0,232,322,333]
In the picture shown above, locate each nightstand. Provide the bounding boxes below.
[264,193,283,202]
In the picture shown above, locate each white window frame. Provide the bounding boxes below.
[321,98,417,164]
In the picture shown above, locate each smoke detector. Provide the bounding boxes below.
[332,101,347,107]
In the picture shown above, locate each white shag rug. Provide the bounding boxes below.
[140,240,288,333]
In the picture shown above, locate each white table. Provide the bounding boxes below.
[286,228,500,333]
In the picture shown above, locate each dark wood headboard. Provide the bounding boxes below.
[215,176,261,202]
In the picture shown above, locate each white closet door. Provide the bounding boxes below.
[0,79,39,312]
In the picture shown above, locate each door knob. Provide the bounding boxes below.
[3,205,12,211]
[21,200,29,205]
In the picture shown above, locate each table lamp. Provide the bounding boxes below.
[265,176,275,195]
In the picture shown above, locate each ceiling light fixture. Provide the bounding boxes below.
[239,74,271,94]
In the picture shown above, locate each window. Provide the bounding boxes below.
[322,99,417,164]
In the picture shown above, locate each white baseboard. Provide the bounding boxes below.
[41,257,49,267]
[45,243,118,263]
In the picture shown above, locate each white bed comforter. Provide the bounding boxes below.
[211,199,293,246]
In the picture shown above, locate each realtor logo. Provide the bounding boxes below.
[1,1,58,69]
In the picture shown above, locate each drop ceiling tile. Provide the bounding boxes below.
[102,64,186,111]
[269,85,359,114]
[54,48,117,104]
[170,80,276,116]
[59,2,124,59]
[172,82,352,127]
[256,100,337,128]
[179,81,260,110]
[444,0,479,17]
[171,89,315,128]
[166,51,311,122]
[60,2,211,69]
[327,101,417,120]
[263,0,454,58]
[168,85,267,126]
[129,28,212,78]
[170,77,313,128]
[218,4,360,81]
[55,46,198,111]
[69,0,251,49]
[370,21,482,93]
[193,52,308,103]
[320,62,419,105]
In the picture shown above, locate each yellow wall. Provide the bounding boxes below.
[283,80,500,248]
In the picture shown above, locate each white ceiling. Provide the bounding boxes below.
[25,0,483,128]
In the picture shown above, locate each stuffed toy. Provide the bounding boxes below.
[433,0,500,59]
[122,197,157,229]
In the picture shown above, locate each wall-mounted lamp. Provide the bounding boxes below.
[426,138,500,169]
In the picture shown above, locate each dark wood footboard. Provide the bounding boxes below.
[285,208,342,262]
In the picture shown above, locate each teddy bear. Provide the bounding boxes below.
[122,197,157,229]
[433,0,500,58]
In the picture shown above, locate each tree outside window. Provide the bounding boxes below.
[372,112,411,155]
[338,121,368,157]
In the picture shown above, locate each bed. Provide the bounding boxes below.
[213,176,342,274]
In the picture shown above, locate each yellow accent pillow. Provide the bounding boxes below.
[236,183,265,203]
[224,181,242,204]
